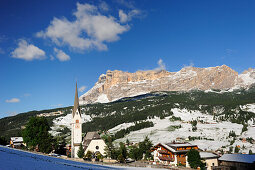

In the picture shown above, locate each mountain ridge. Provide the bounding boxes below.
[80,65,255,104]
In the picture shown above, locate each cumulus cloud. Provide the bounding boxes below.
[119,9,141,23]
[6,98,20,103]
[183,62,194,68]
[36,2,130,51]
[154,59,166,71]
[79,86,87,92]
[54,48,70,61]
[11,39,46,61]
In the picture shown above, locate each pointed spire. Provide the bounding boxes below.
[73,81,80,117]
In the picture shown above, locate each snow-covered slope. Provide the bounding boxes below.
[50,113,91,136]
[113,108,255,154]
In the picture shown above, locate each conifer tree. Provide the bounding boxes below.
[234,145,240,153]
[187,149,203,169]
[77,143,84,158]
[249,149,253,155]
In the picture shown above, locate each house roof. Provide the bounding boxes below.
[219,154,255,164]
[166,143,197,148]
[151,143,198,154]
[200,152,219,159]
[10,137,23,143]
[165,143,198,153]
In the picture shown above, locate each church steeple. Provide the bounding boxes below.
[73,82,80,117]
[71,81,82,158]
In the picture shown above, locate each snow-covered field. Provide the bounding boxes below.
[50,113,91,136]
[240,103,255,114]
[114,108,255,153]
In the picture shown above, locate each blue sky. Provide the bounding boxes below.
[0,0,254,118]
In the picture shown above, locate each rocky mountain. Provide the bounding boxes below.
[80,65,255,104]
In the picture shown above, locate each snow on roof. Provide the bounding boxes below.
[161,143,177,153]
[219,154,255,163]
[166,143,197,147]
[10,137,23,143]
[200,152,219,159]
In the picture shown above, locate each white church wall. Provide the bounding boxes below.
[85,139,107,156]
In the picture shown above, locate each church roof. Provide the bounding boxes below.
[83,132,101,149]
[72,82,80,117]
[84,132,101,141]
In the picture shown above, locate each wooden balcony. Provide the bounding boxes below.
[158,150,170,154]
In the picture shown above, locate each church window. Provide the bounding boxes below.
[96,146,99,150]
[76,120,79,123]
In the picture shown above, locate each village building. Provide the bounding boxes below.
[200,151,219,170]
[214,154,255,170]
[151,142,198,167]
[71,82,83,158]
[10,137,25,148]
[83,132,107,157]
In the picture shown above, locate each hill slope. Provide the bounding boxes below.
[1,86,255,153]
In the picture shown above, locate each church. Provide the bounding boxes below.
[71,82,83,158]
[71,82,106,158]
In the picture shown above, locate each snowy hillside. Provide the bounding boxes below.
[1,86,254,155]
[48,87,255,155]
[112,108,255,153]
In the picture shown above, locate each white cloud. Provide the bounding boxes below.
[119,9,141,23]
[99,1,109,11]
[54,48,70,61]
[79,86,87,92]
[6,98,20,103]
[115,0,135,9]
[11,39,46,61]
[154,59,166,71]
[37,2,130,51]
[183,61,194,68]
[50,55,55,61]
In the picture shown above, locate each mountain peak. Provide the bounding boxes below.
[79,65,254,104]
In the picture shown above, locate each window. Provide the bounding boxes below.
[76,120,79,123]
[96,146,99,150]
[212,163,215,166]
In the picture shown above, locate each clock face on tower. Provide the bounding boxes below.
[75,119,80,128]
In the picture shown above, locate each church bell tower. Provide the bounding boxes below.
[71,82,82,158]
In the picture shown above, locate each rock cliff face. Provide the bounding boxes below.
[79,65,255,104]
